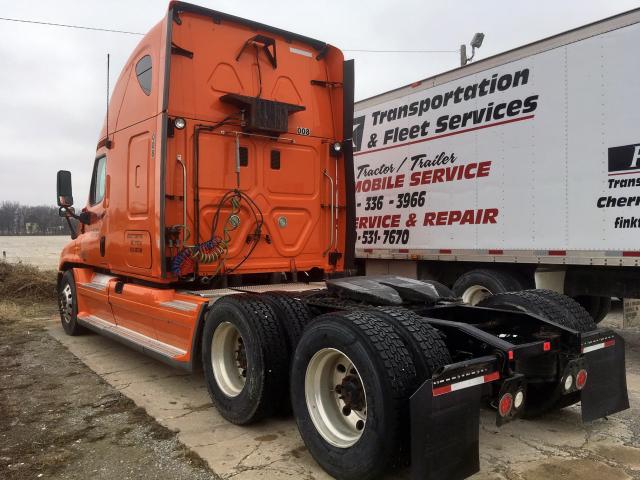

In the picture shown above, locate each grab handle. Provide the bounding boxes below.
[176,155,191,244]
[323,169,334,256]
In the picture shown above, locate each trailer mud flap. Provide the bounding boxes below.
[410,380,481,480]
[581,333,629,422]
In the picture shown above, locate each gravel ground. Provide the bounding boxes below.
[0,300,220,480]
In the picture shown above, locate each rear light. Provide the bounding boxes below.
[563,374,574,392]
[543,341,551,351]
[513,390,525,410]
[498,392,513,417]
[576,369,588,390]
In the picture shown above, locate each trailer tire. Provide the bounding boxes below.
[593,296,612,323]
[575,295,612,324]
[376,306,452,385]
[453,269,525,305]
[291,310,416,480]
[58,270,86,336]
[202,294,289,425]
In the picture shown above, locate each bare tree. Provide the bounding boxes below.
[0,202,68,235]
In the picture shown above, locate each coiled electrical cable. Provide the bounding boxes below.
[171,188,264,278]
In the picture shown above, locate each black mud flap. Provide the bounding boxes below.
[581,332,629,422]
[410,380,482,480]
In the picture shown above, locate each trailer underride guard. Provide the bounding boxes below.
[54,3,629,479]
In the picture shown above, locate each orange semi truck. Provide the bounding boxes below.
[56,3,629,479]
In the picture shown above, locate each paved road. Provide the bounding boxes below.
[48,308,640,480]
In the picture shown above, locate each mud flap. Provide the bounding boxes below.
[581,333,629,422]
[410,380,482,480]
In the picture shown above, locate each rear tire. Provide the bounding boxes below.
[375,306,451,385]
[58,270,86,336]
[260,292,314,351]
[291,310,416,480]
[260,292,315,415]
[202,294,289,425]
[528,290,596,332]
[453,269,525,305]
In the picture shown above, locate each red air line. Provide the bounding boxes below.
[354,115,536,157]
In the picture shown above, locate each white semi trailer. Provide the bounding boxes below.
[353,8,640,321]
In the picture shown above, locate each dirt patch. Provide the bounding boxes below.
[522,458,632,480]
[0,299,220,480]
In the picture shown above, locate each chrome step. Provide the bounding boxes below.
[79,273,116,292]
[77,314,186,359]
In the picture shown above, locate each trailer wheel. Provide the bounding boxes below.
[202,294,289,425]
[575,295,612,324]
[376,306,452,384]
[291,310,416,480]
[58,270,86,336]
[453,269,525,305]
[593,296,612,323]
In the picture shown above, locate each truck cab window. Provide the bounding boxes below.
[89,156,107,205]
[135,55,152,95]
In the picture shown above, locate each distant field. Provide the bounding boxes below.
[0,235,68,270]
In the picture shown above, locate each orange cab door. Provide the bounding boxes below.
[79,155,109,266]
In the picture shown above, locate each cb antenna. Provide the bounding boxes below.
[105,53,112,149]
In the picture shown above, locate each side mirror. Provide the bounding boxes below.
[57,170,74,207]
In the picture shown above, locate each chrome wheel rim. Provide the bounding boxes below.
[211,322,246,397]
[305,348,367,448]
[60,284,73,324]
[463,285,492,305]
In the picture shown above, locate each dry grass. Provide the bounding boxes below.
[0,260,57,300]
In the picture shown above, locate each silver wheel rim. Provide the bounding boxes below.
[463,285,492,305]
[211,322,246,397]
[60,284,73,324]
[305,348,367,448]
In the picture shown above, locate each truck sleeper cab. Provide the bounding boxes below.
[55,3,629,480]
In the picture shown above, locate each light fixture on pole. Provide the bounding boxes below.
[460,32,485,66]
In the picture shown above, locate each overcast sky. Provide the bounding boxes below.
[1,0,639,206]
